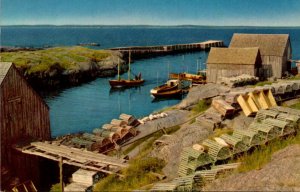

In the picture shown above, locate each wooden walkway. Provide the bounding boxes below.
[19,142,128,174]
[109,40,224,58]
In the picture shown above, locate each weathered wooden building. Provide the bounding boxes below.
[230,33,292,78]
[206,47,262,83]
[0,62,51,189]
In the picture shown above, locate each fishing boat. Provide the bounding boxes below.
[109,52,145,88]
[169,72,206,84]
[150,79,182,98]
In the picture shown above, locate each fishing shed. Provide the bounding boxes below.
[0,62,51,189]
[206,47,262,83]
[230,33,292,78]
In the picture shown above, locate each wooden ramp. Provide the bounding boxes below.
[20,142,128,174]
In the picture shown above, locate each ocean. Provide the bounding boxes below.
[2,26,300,137]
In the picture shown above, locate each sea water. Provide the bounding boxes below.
[2,26,300,137]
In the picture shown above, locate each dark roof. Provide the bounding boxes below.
[229,33,290,56]
[207,47,260,65]
[0,62,13,85]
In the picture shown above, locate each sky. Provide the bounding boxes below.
[1,0,300,26]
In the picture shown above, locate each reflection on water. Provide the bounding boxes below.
[45,52,209,137]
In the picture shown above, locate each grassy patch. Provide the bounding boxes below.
[235,134,300,173]
[208,127,234,139]
[50,183,61,192]
[93,157,165,192]
[290,102,300,110]
[156,106,177,113]
[255,81,273,86]
[123,125,180,155]
[192,100,210,114]
[0,46,111,74]
[189,118,196,124]
[287,75,300,80]
[94,128,170,191]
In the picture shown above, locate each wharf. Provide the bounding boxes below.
[109,40,224,59]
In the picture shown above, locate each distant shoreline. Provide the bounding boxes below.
[1,25,300,28]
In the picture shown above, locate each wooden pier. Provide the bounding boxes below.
[19,142,128,175]
[109,40,224,59]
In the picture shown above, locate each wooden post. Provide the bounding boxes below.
[59,156,64,192]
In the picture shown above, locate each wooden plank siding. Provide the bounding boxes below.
[229,34,292,79]
[0,63,51,186]
[207,64,257,83]
[206,47,262,83]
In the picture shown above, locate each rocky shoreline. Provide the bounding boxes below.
[1,47,129,91]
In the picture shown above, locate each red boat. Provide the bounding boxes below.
[109,79,145,88]
[109,52,145,88]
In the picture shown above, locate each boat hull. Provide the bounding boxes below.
[109,79,145,88]
[150,84,178,94]
[169,73,206,84]
[151,89,183,98]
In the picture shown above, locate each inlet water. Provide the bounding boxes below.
[45,52,209,137]
[2,26,300,137]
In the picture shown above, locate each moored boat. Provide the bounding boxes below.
[150,79,182,98]
[109,52,145,88]
[109,78,145,88]
[169,72,206,84]
[151,89,183,98]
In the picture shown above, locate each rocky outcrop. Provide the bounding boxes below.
[178,83,230,109]
[12,50,127,91]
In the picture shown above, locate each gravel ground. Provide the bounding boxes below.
[151,121,213,180]
[178,83,230,109]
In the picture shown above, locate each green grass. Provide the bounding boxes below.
[189,118,196,124]
[96,125,181,191]
[156,106,177,113]
[235,134,300,173]
[192,100,210,114]
[0,46,111,74]
[93,157,165,192]
[123,125,181,155]
[94,126,172,191]
[290,102,300,110]
[287,75,300,80]
[50,183,62,192]
[230,102,300,173]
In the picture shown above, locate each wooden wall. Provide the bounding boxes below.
[261,41,291,79]
[0,65,51,187]
[261,55,284,78]
[207,64,256,83]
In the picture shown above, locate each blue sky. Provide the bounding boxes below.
[1,0,300,26]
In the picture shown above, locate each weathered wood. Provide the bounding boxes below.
[212,99,235,117]
[59,157,64,192]
[1,62,51,185]
[72,169,99,186]
[202,139,231,161]
[21,142,128,175]
[64,182,91,192]
[237,95,255,116]
[110,119,127,127]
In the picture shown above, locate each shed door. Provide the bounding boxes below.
[7,97,23,141]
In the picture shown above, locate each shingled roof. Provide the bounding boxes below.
[0,62,13,85]
[207,47,260,65]
[229,34,290,57]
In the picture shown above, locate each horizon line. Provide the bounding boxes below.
[1,24,300,28]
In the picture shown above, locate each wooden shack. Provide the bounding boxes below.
[230,33,292,78]
[0,62,51,188]
[206,47,262,83]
